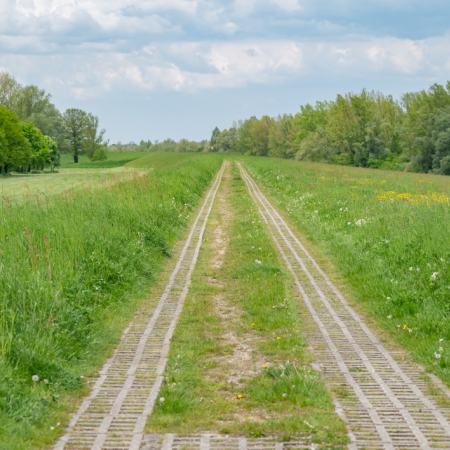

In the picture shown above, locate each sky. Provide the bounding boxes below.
[1,0,450,144]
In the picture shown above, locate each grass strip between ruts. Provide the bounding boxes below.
[147,162,348,445]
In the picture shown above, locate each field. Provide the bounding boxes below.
[2,152,450,449]
[60,151,147,168]
[242,157,450,381]
[0,153,223,449]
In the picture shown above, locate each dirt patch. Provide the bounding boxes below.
[206,163,268,387]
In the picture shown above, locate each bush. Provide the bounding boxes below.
[91,148,108,161]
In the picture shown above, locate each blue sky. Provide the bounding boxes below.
[1,0,450,144]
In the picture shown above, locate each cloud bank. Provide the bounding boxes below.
[1,0,449,140]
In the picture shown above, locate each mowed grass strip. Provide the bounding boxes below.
[0,167,148,205]
[0,155,223,450]
[147,162,348,445]
[241,156,450,384]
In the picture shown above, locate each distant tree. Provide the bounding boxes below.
[0,71,21,108]
[210,127,220,151]
[83,113,108,159]
[43,135,60,172]
[62,108,87,163]
[11,85,67,152]
[19,122,50,171]
[0,106,32,173]
[176,138,190,152]
[138,139,152,151]
[91,147,108,161]
[237,117,258,154]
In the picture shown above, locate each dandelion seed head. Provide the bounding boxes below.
[159,397,165,402]
[32,375,39,383]
[439,347,444,352]
[409,267,413,271]
[44,379,49,384]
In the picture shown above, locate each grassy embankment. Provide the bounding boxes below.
[147,162,348,446]
[0,152,223,449]
[60,151,146,168]
[0,152,150,205]
[241,157,450,383]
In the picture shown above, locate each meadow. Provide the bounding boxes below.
[0,152,223,449]
[60,151,147,169]
[242,157,450,382]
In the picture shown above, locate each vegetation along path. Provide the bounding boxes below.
[238,162,450,449]
[54,163,226,450]
[55,160,450,450]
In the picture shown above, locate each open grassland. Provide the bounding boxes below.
[0,154,223,449]
[147,163,348,445]
[242,157,450,384]
[60,151,148,169]
[0,167,149,205]
[128,151,205,169]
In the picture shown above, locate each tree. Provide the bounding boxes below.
[83,113,108,159]
[248,116,272,156]
[210,127,220,151]
[176,138,190,152]
[0,71,21,108]
[215,129,235,152]
[138,140,152,151]
[237,116,258,154]
[0,105,31,173]
[62,108,87,163]
[19,122,50,171]
[43,135,60,172]
[11,85,67,152]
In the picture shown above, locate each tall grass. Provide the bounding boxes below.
[0,154,222,448]
[243,157,450,382]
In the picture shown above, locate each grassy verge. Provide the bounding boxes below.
[0,155,223,449]
[146,162,348,445]
[60,151,147,168]
[128,152,206,169]
[240,156,450,384]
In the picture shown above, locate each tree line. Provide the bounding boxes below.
[108,138,207,153]
[0,71,110,173]
[208,81,450,175]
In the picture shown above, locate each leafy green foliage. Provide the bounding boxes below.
[0,105,32,172]
[91,147,107,161]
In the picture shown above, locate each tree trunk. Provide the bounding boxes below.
[28,165,31,172]
[74,154,78,163]
[4,164,8,173]
[0,166,2,174]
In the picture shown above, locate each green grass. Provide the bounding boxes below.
[0,154,223,449]
[60,151,147,168]
[0,167,148,205]
[147,162,348,445]
[241,157,450,383]
[128,152,205,169]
